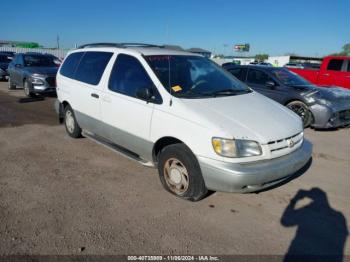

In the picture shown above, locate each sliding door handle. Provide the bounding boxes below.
[91,93,99,99]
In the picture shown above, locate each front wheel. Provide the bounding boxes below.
[24,80,35,97]
[158,143,208,201]
[8,76,16,90]
[286,101,313,127]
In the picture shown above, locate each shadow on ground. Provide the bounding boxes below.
[281,188,348,262]
[0,89,58,128]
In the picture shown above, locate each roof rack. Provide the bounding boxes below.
[77,43,163,49]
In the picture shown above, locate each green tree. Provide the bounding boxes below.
[342,43,350,54]
[255,54,269,62]
[329,43,350,56]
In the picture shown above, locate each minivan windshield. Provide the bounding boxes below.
[146,55,251,98]
[23,55,57,67]
[272,68,312,86]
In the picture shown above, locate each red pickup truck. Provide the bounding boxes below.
[288,56,350,89]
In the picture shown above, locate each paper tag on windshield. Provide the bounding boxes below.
[171,85,182,92]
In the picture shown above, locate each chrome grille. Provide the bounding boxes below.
[46,76,56,87]
[339,110,350,122]
[267,132,303,157]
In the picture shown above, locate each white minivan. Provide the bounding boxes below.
[55,43,312,201]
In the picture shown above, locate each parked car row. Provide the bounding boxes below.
[52,43,312,201]
[222,63,350,129]
[0,51,15,80]
[7,52,59,97]
[4,44,348,201]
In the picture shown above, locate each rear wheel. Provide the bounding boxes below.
[23,80,35,97]
[158,143,208,201]
[8,76,16,90]
[286,101,313,127]
[64,105,82,138]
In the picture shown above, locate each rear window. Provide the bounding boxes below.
[74,52,113,85]
[327,59,344,71]
[60,52,84,78]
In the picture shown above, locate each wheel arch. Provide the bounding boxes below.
[152,136,187,163]
[285,99,314,126]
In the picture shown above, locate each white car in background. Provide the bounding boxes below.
[55,43,312,201]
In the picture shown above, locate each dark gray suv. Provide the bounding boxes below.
[223,64,350,128]
[7,53,58,97]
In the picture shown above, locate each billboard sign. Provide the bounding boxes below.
[234,44,250,52]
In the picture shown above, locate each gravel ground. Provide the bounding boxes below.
[0,81,349,257]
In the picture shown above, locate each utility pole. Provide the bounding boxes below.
[56,34,60,49]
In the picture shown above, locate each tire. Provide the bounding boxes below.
[23,80,35,97]
[8,76,16,90]
[64,105,82,138]
[286,101,313,128]
[158,143,208,201]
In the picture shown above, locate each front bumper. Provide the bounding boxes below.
[32,84,56,94]
[0,70,8,79]
[198,140,312,193]
[310,104,350,129]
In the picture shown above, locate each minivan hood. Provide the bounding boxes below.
[180,92,302,144]
[24,66,58,76]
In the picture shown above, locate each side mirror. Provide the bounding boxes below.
[136,87,153,102]
[265,80,276,89]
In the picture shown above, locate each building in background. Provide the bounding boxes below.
[211,56,255,66]
[267,55,322,67]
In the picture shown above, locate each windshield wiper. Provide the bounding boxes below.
[210,88,251,97]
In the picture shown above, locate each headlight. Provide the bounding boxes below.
[304,96,315,103]
[30,76,45,85]
[212,137,262,158]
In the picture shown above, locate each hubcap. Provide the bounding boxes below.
[24,82,30,96]
[65,110,75,133]
[288,103,308,124]
[8,77,12,89]
[163,158,189,195]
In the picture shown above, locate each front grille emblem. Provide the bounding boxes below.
[287,139,295,148]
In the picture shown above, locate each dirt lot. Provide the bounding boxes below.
[0,81,349,257]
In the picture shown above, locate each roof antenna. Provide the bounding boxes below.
[168,56,173,106]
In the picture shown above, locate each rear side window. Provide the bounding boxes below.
[228,68,247,81]
[108,54,154,98]
[74,52,113,85]
[327,59,344,71]
[60,52,84,78]
[247,69,273,85]
[347,61,350,72]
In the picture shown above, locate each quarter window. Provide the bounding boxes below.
[108,54,154,99]
[60,52,84,79]
[327,59,344,71]
[347,61,350,72]
[74,52,113,85]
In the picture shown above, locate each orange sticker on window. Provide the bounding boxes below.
[171,85,182,92]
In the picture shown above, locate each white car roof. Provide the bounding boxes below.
[69,45,200,57]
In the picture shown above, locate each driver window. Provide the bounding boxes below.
[108,54,155,99]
